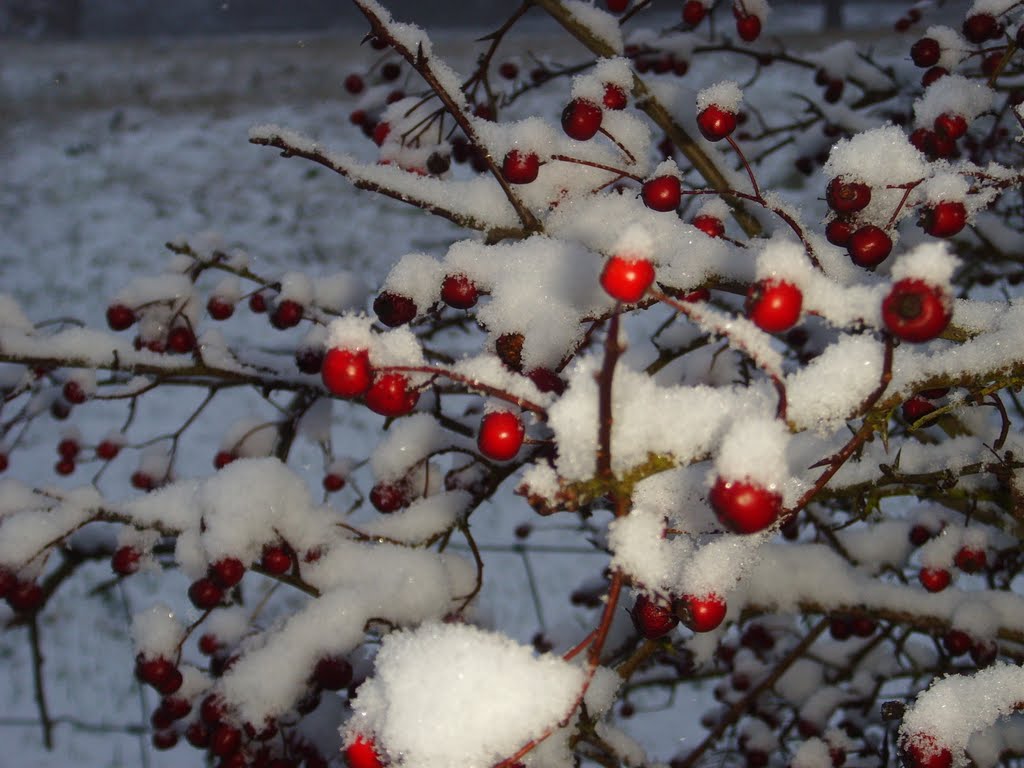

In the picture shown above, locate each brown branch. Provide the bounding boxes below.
[28,617,54,749]
[596,313,622,479]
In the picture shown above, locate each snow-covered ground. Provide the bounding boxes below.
[1,4,952,766]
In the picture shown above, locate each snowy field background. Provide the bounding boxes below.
[1,3,963,766]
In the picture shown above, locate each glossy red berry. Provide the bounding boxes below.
[322,348,373,398]
[207,295,235,320]
[902,397,936,422]
[502,150,540,184]
[601,256,656,303]
[954,546,986,573]
[919,566,951,593]
[933,112,967,140]
[963,13,998,44]
[323,473,346,492]
[561,99,603,141]
[112,545,141,575]
[441,274,479,309]
[919,201,967,238]
[693,214,724,238]
[900,733,953,768]
[188,577,224,610]
[7,580,44,613]
[261,545,292,576]
[345,736,385,768]
[370,481,410,513]
[211,557,246,588]
[825,219,854,247]
[106,303,136,331]
[477,411,525,462]
[847,225,892,268]
[602,83,628,110]
[365,373,419,417]
[641,176,682,212]
[697,105,737,142]
[910,37,941,68]
[270,299,304,329]
[314,656,354,691]
[344,73,365,94]
[631,594,680,639]
[735,13,761,42]
[746,279,802,333]
[94,439,119,460]
[710,477,782,534]
[682,0,706,26]
[826,177,871,214]
[882,279,951,343]
[373,291,417,327]
[678,593,727,632]
[167,326,196,354]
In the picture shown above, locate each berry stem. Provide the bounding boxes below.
[378,365,548,415]
[597,126,637,164]
[726,134,761,200]
[550,154,643,182]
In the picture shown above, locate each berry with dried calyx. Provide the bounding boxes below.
[882,279,951,343]
[826,177,871,214]
[441,273,479,309]
[631,594,680,639]
[677,593,727,632]
[502,150,540,184]
[373,291,417,327]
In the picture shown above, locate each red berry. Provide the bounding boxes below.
[902,397,936,422]
[746,279,802,333]
[136,656,174,687]
[58,437,80,460]
[373,291,417,327]
[954,546,986,573]
[693,214,724,238]
[365,373,419,417]
[709,477,782,534]
[641,176,682,212]
[188,577,224,610]
[106,303,136,331]
[370,481,410,513]
[207,296,235,320]
[561,99,603,141]
[63,380,87,404]
[919,201,967,238]
[826,177,871,214]
[200,693,227,725]
[829,616,853,640]
[51,399,71,420]
[909,524,934,546]
[846,225,892,268]
[152,729,178,750]
[441,273,479,309]
[199,633,222,656]
[911,37,941,67]
[851,616,876,637]
[296,347,324,375]
[167,326,195,354]
[602,83,628,110]
[735,13,761,42]
[882,278,951,343]
[344,73,365,94]
[933,112,967,140]
[921,66,948,87]
[900,733,953,768]
[112,545,141,575]
[943,629,971,656]
[322,348,373,398]
[825,219,854,246]
[346,736,385,768]
[970,638,998,667]
[7,580,44,613]
[502,150,540,184]
[131,470,155,491]
[606,0,628,10]
[0,453,7,473]
[314,656,353,691]
[682,0,706,26]
[963,13,998,44]
[210,724,242,758]
[381,61,401,81]
[214,450,236,469]
[678,593,727,632]
[697,105,737,142]
[270,299,304,330]
[162,695,192,720]
[211,557,246,588]
[498,61,519,80]
[919,566,951,592]
[185,721,210,748]
[601,255,656,303]
[55,458,75,476]
[527,367,565,395]
[631,594,680,639]
[261,545,292,576]
[372,121,391,146]
[477,411,525,461]
[323,473,346,492]
[249,292,268,313]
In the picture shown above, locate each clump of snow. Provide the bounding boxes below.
[823,125,928,187]
[791,737,832,768]
[132,603,184,659]
[562,0,624,54]
[914,75,995,127]
[714,415,791,491]
[696,80,743,113]
[608,507,685,592]
[890,242,960,286]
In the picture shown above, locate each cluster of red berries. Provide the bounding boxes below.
[901,386,949,423]
[0,566,45,615]
[321,347,418,419]
[631,591,728,638]
[106,302,197,355]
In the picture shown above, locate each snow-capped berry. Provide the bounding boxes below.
[710,477,782,534]
[921,66,948,88]
[561,99,603,141]
[370,481,410,513]
[934,112,967,140]
[882,278,951,343]
[697,105,737,142]
[210,723,242,758]
[943,629,972,656]
[188,577,224,610]
[261,545,292,576]
[373,291,417,327]
[502,150,540,184]
[746,279,802,333]
[682,0,706,26]
[323,473,346,492]
[477,411,525,462]
[693,214,724,238]
[962,13,998,44]
[735,13,761,42]
[631,594,680,639]
[678,593,727,632]
[919,201,967,238]
[211,557,246,588]
[270,299,304,329]
[601,256,656,303]
[602,83,628,110]
[954,546,986,573]
[910,37,941,68]
[900,733,953,768]
[365,373,419,417]
[441,273,479,309]
[207,295,234,320]
[112,546,141,575]
[167,326,196,354]
[847,225,892,269]
[346,736,385,768]
[314,656,354,691]
[62,380,86,404]
[919,567,951,593]
[106,303,136,331]
[825,219,854,246]
[322,348,372,398]
[641,176,682,212]
[826,177,871,214]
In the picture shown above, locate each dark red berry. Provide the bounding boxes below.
[922,66,948,87]
[498,61,519,80]
[188,577,224,610]
[211,557,246,588]
[682,0,706,26]
[697,105,737,141]
[314,656,353,691]
[847,225,892,268]
[882,278,951,343]
[131,470,155,491]
[606,0,628,11]
[911,37,941,68]
[112,545,141,575]
[919,567,951,592]
[207,296,235,320]
[270,299,304,330]
[909,524,934,546]
[214,450,235,469]
[372,121,391,146]
[963,13,998,44]
[954,546,986,573]
[641,176,682,212]
[502,150,540,184]
[825,219,854,246]
[210,724,242,758]
[58,437,80,460]
[167,326,195,354]
[370,481,410,513]
[344,73,364,94]
[561,99,603,141]
[7,580,44,613]
[62,380,86,404]
[919,201,967,238]
[249,292,268,313]
[55,458,76,476]
[106,303,136,331]
[373,291,417,327]
[199,633,222,656]
[323,473,346,492]
[631,594,680,639]
[441,274,479,309]
[185,721,210,748]
[296,347,324,374]
[603,83,628,110]
[934,112,967,140]
[900,734,952,768]
[943,629,971,656]
[735,13,761,42]
[692,215,724,238]
[902,397,936,422]
[261,545,292,576]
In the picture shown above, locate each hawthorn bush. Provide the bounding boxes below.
[2,0,1024,766]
